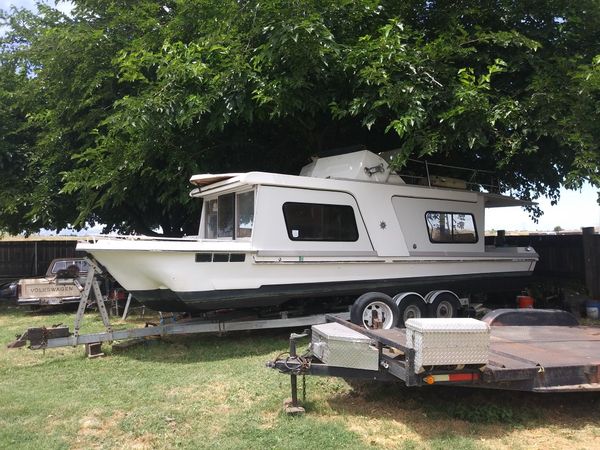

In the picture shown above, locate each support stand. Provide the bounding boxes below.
[73,257,113,355]
[283,332,308,415]
[122,293,133,320]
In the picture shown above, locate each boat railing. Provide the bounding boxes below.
[399,160,501,193]
[379,150,502,193]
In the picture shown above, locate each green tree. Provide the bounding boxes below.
[1,0,598,236]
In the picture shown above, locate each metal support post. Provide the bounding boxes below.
[72,257,113,345]
[93,278,113,335]
[290,337,299,407]
[284,333,306,415]
[73,268,95,339]
[122,293,133,320]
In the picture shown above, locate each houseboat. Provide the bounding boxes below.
[77,150,538,328]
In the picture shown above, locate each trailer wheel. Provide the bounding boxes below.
[428,290,461,319]
[394,292,428,327]
[350,292,399,330]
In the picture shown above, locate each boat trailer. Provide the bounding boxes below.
[268,312,600,414]
[7,257,347,356]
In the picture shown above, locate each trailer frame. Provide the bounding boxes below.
[268,313,600,413]
[7,257,349,354]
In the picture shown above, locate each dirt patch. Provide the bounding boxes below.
[259,410,279,430]
[126,433,160,450]
[166,380,232,404]
[71,410,124,449]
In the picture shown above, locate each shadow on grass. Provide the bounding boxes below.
[104,328,304,364]
[1,301,308,364]
[324,380,600,440]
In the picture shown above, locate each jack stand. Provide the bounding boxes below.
[284,332,308,415]
[72,257,114,348]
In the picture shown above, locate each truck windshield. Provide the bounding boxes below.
[50,259,89,275]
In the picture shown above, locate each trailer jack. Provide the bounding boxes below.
[267,331,310,415]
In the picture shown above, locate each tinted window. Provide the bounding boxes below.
[283,202,359,242]
[205,199,218,239]
[217,193,235,238]
[236,191,254,238]
[425,212,477,243]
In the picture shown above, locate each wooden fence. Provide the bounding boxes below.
[0,240,83,282]
[485,233,588,281]
[486,229,599,298]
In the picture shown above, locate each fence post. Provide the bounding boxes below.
[582,227,599,300]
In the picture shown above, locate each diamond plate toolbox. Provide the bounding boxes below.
[311,322,379,371]
[405,318,490,372]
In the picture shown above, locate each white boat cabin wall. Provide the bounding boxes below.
[192,151,489,259]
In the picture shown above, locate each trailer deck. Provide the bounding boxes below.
[337,315,600,390]
[269,312,600,413]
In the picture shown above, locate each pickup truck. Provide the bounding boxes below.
[17,258,89,306]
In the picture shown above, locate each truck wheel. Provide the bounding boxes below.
[350,292,399,330]
[394,292,428,327]
[428,290,461,319]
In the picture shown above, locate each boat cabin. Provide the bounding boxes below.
[189,150,527,259]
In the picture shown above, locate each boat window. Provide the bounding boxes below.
[205,199,218,239]
[425,212,477,243]
[217,193,235,238]
[236,191,254,238]
[283,202,359,242]
[204,191,254,239]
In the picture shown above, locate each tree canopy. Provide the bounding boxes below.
[1,0,599,236]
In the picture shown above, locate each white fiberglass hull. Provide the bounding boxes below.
[78,238,537,312]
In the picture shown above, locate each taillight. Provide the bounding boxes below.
[423,372,480,385]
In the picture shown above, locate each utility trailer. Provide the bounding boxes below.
[268,311,600,414]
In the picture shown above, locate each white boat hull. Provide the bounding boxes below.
[82,243,536,312]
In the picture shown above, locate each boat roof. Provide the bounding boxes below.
[189,173,243,187]
[482,193,536,208]
[189,171,534,207]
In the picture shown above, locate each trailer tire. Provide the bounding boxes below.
[428,290,461,319]
[350,292,399,330]
[394,292,428,327]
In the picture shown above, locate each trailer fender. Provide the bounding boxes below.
[425,290,461,319]
[481,308,579,326]
[393,292,427,327]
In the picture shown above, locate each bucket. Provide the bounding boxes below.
[586,301,600,320]
[517,295,535,309]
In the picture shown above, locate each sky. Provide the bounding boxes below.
[1,0,72,14]
[486,183,599,232]
[3,0,600,233]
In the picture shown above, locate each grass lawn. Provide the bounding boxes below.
[1,302,600,450]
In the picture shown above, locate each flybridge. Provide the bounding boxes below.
[189,149,532,209]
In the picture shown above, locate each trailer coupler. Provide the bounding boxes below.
[8,325,70,350]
